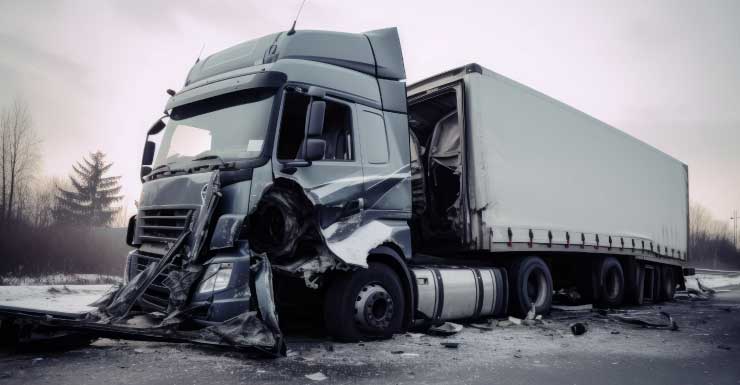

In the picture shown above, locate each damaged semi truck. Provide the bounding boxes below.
[0,27,690,355]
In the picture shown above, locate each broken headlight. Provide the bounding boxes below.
[197,263,233,294]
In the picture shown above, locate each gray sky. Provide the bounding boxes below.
[0,0,738,221]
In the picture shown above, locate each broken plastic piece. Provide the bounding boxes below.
[570,322,587,335]
[427,322,463,336]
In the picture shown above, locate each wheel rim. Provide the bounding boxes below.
[354,283,394,331]
[605,266,621,300]
[526,268,548,307]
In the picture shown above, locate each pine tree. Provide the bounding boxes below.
[54,151,123,226]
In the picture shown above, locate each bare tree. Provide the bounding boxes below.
[0,98,40,225]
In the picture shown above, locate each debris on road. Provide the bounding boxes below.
[469,319,495,331]
[508,316,522,326]
[553,287,582,305]
[427,322,463,336]
[305,371,328,381]
[552,304,593,311]
[717,344,731,350]
[605,311,678,331]
[440,341,460,349]
[570,322,587,335]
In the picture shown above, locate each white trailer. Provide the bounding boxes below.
[407,63,688,317]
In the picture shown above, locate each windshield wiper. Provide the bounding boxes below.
[192,154,234,170]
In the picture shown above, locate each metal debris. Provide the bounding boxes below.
[427,322,463,336]
[605,311,678,331]
[508,316,522,326]
[552,304,593,311]
[440,341,460,348]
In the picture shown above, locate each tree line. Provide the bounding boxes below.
[0,98,131,276]
[689,203,740,269]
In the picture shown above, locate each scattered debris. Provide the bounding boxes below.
[508,316,522,326]
[391,350,404,354]
[606,311,678,331]
[553,287,582,304]
[400,353,419,358]
[717,344,731,351]
[496,320,513,327]
[610,330,620,335]
[552,304,593,311]
[305,372,328,381]
[469,319,495,331]
[440,341,460,349]
[570,322,587,335]
[427,322,463,336]
[526,303,536,320]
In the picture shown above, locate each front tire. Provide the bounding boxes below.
[324,263,405,341]
[508,256,553,317]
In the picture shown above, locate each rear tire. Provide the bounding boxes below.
[596,257,625,308]
[508,256,553,317]
[324,263,405,341]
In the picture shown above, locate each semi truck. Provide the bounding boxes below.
[0,27,690,355]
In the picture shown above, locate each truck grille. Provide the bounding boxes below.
[131,252,178,310]
[138,207,194,247]
[132,206,196,310]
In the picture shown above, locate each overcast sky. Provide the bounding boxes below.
[0,0,738,221]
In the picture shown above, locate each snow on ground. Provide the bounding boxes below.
[0,284,113,314]
[686,272,740,290]
[0,273,121,286]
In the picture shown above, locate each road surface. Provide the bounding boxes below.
[1,285,739,385]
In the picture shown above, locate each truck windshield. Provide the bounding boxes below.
[153,88,275,169]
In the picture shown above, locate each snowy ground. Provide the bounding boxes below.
[686,272,740,291]
[0,284,113,313]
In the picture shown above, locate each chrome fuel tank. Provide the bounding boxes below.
[412,267,507,321]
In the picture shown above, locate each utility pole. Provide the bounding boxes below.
[732,209,738,250]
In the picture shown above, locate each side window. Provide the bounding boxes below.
[277,92,310,160]
[359,110,388,164]
[277,90,354,161]
[321,101,353,161]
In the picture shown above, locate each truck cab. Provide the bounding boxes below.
[128,28,432,341]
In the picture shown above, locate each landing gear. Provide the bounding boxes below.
[324,263,405,341]
[508,256,553,317]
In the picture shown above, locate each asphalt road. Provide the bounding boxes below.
[1,287,739,385]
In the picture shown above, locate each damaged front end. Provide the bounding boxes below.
[0,171,285,357]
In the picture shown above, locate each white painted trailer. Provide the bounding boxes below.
[409,64,688,266]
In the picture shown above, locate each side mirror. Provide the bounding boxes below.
[142,140,156,165]
[306,100,326,137]
[148,119,166,135]
[305,139,326,161]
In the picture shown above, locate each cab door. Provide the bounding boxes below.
[273,87,364,228]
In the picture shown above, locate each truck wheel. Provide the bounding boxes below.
[508,256,552,317]
[659,266,676,301]
[596,257,624,307]
[324,263,405,341]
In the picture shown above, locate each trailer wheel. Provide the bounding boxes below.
[324,263,405,341]
[659,266,676,301]
[596,257,624,307]
[508,256,552,317]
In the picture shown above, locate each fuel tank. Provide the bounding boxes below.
[411,267,507,322]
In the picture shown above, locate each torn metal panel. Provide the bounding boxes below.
[210,214,246,250]
[104,229,189,319]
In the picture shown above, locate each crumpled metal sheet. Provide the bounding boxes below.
[0,169,286,357]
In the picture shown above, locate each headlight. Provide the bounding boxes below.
[197,263,234,294]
